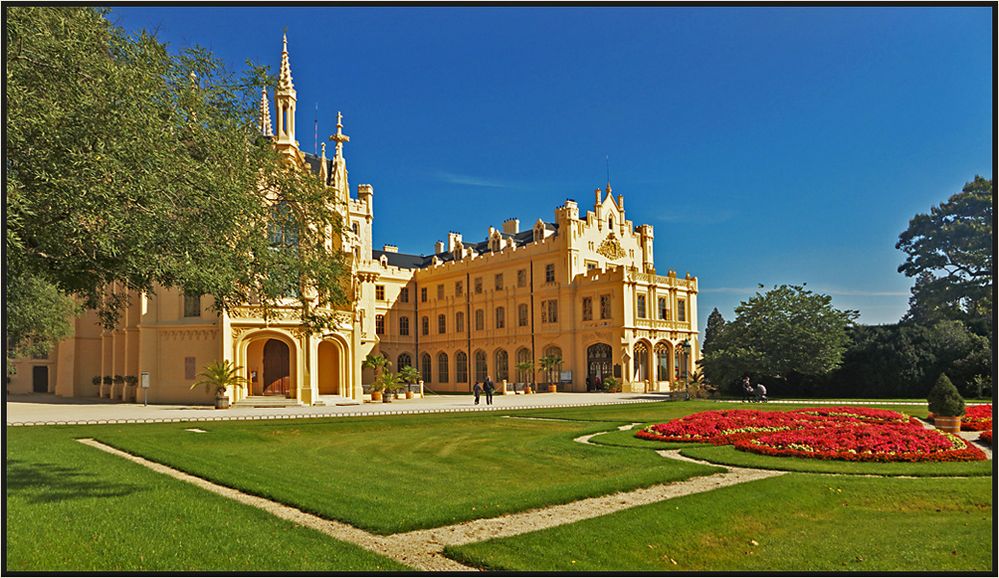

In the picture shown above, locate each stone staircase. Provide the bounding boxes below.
[313,395,361,407]
[231,396,304,409]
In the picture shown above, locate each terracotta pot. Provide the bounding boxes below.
[214,396,230,409]
[934,415,962,434]
[406,391,414,399]
[547,385,557,393]
[371,391,382,402]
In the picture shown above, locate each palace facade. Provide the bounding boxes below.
[7,36,700,404]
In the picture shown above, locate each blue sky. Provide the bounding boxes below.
[110,6,994,332]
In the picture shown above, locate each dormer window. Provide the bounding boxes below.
[608,217,614,229]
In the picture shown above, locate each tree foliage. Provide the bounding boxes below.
[701,285,858,392]
[701,307,727,355]
[6,7,348,356]
[897,176,993,331]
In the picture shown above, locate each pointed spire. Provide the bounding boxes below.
[331,111,350,158]
[319,142,328,184]
[258,87,273,137]
[278,32,294,94]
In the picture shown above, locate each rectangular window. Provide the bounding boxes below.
[517,269,527,287]
[456,311,465,333]
[375,314,385,335]
[586,261,597,272]
[582,297,593,321]
[600,295,611,319]
[475,309,484,331]
[399,316,409,336]
[183,292,201,318]
[544,263,555,283]
[677,298,687,322]
[455,281,463,296]
[495,307,505,329]
[658,297,669,320]
[437,284,444,300]
[518,303,528,327]
[636,294,647,319]
[420,287,427,303]
[399,287,409,303]
[494,274,503,291]
[438,314,446,334]
[421,316,429,336]
[184,357,196,380]
[375,285,385,300]
[474,277,483,294]
[541,299,558,323]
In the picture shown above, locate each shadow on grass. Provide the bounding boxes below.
[6,459,145,503]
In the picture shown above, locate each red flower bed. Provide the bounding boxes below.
[962,404,993,431]
[978,430,992,446]
[637,406,986,462]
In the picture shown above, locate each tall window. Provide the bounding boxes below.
[494,349,509,381]
[183,292,201,318]
[399,287,409,303]
[656,345,670,382]
[456,351,468,383]
[544,263,555,283]
[474,277,483,294]
[541,299,558,323]
[516,348,531,383]
[421,316,429,336]
[658,297,669,320]
[634,343,649,381]
[517,269,527,287]
[475,309,484,331]
[399,316,410,336]
[600,295,611,319]
[375,314,385,335]
[352,222,359,236]
[518,303,529,327]
[421,353,432,383]
[375,285,385,300]
[268,201,298,248]
[582,297,593,321]
[636,294,647,319]
[421,287,427,303]
[456,311,465,333]
[437,352,449,383]
[495,307,505,329]
[494,274,504,291]
[455,281,463,296]
[397,353,412,369]
[474,350,488,382]
[437,284,444,300]
[608,216,614,229]
[677,298,687,322]
[438,314,446,334]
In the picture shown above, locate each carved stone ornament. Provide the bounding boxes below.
[596,233,627,260]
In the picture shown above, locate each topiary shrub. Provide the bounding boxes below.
[928,373,965,417]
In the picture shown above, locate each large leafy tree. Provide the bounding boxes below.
[896,176,993,332]
[6,7,348,358]
[701,285,858,393]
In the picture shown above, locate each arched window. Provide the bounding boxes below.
[494,349,509,381]
[269,201,299,248]
[437,352,449,383]
[634,343,650,381]
[608,216,614,229]
[474,350,488,383]
[397,353,412,370]
[655,343,670,382]
[421,353,432,383]
[456,351,468,383]
[516,348,532,383]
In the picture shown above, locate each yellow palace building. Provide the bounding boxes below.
[7,36,700,405]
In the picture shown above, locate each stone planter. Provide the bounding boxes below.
[547,385,557,393]
[214,396,230,410]
[934,415,962,434]
[405,391,414,399]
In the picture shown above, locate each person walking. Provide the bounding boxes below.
[472,382,482,405]
[484,375,495,405]
[742,375,754,403]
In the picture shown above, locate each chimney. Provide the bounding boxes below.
[434,240,445,254]
[447,231,463,252]
[382,244,398,253]
[502,218,520,235]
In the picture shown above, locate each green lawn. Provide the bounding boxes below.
[445,473,994,572]
[5,427,409,572]
[587,422,712,450]
[88,412,720,533]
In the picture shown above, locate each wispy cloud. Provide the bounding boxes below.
[657,209,736,226]
[700,286,908,297]
[434,171,516,189]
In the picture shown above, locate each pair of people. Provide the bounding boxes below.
[472,376,496,405]
[741,376,768,403]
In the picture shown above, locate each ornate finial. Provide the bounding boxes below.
[258,87,273,137]
[606,183,612,195]
[320,142,326,158]
[330,110,350,158]
[278,33,294,93]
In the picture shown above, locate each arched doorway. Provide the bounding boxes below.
[587,343,612,390]
[262,339,290,396]
[318,340,341,395]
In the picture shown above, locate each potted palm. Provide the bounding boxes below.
[362,353,392,401]
[398,365,420,399]
[602,376,621,393]
[539,354,562,393]
[124,375,139,402]
[375,371,401,403]
[112,375,125,398]
[515,360,534,394]
[91,376,101,395]
[928,373,965,434]
[189,359,247,409]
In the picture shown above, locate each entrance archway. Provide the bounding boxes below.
[262,339,290,396]
[587,343,612,390]
[318,340,341,395]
